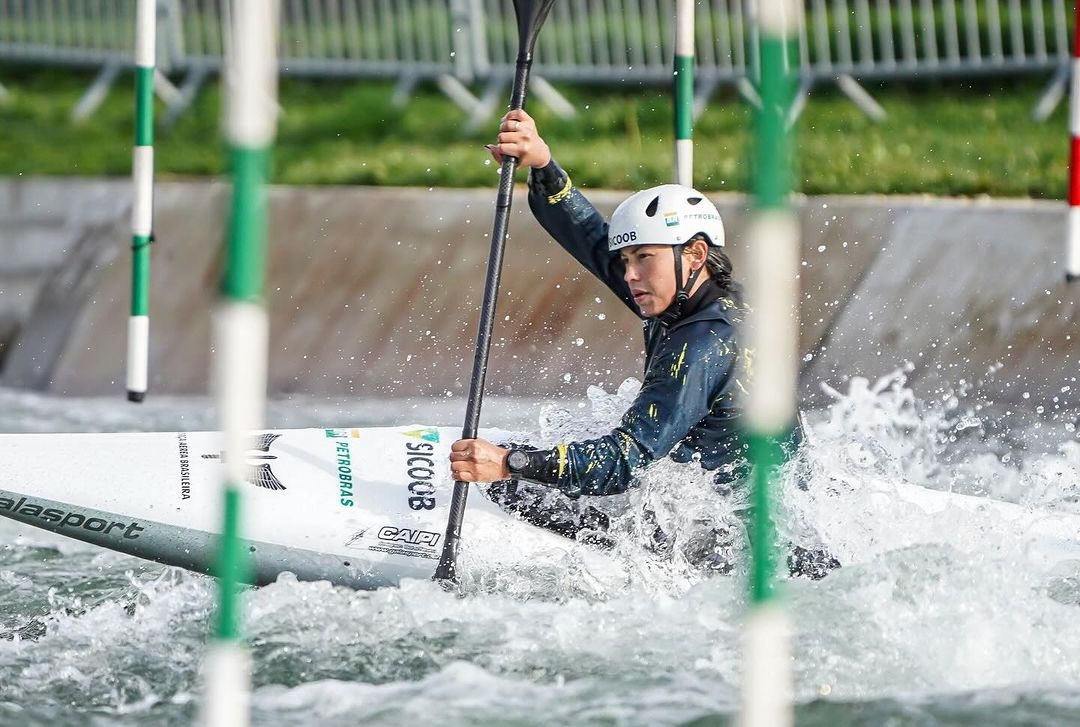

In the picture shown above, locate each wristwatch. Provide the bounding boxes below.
[506,449,530,477]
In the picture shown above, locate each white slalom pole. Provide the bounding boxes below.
[127,0,156,402]
[737,1,801,726]
[674,0,694,186]
[198,1,279,725]
[1067,4,1080,282]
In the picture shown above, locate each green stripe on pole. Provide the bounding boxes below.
[134,66,154,147]
[753,36,794,210]
[131,234,151,316]
[214,485,249,641]
[223,146,272,302]
[674,54,693,141]
[747,431,784,603]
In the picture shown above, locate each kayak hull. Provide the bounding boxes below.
[0,425,550,588]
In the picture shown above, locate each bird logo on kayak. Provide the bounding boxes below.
[402,428,440,443]
[200,433,286,491]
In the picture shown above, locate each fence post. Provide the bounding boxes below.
[450,0,475,83]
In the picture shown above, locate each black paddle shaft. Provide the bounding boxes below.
[435,0,556,584]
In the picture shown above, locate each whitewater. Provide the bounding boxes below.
[0,367,1078,725]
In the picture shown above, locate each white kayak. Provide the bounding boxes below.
[3,423,1078,589]
[0,424,594,589]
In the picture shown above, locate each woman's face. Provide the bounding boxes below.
[620,244,677,317]
[619,242,706,317]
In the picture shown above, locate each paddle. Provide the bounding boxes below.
[434,0,556,584]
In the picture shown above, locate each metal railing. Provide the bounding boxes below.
[0,0,184,68]
[177,0,465,77]
[475,0,1074,118]
[0,1,1073,122]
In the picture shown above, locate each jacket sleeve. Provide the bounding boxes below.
[513,322,737,497]
[527,159,638,314]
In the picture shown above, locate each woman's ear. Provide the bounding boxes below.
[686,239,709,269]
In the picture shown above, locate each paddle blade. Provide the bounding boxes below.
[513,0,556,59]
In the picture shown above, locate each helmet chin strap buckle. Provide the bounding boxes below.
[658,305,681,327]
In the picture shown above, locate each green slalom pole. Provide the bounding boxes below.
[674,0,694,186]
[198,2,279,725]
[738,2,801,727]
[127,0,155,403]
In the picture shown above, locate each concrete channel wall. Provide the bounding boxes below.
[0,178,1077,410]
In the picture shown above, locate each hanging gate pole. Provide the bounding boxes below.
[674,0,694,186]
[127,0,156,402]
[738,2,802,726]
[198,1,279,725]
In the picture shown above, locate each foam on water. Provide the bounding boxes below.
[0,376,1078,724]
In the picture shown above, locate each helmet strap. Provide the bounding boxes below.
[659,244,701,327]
[658,243,707,326]
[672,244,685,294]
[683,259,705,297]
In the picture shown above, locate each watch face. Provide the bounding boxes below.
[507,450,529,472]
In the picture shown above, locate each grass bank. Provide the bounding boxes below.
[0,64,1068,198]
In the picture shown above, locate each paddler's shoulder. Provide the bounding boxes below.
[669,295,745,333]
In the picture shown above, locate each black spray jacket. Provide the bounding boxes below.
[509,159,749,497]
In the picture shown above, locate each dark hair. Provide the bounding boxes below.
[688,235,742,302]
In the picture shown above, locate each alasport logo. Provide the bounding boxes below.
[403,428,440,443]
[0,497,145,540]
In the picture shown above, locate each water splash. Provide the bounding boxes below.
[0,378,1078,724]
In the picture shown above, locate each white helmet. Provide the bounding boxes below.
[607,184,725,252]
